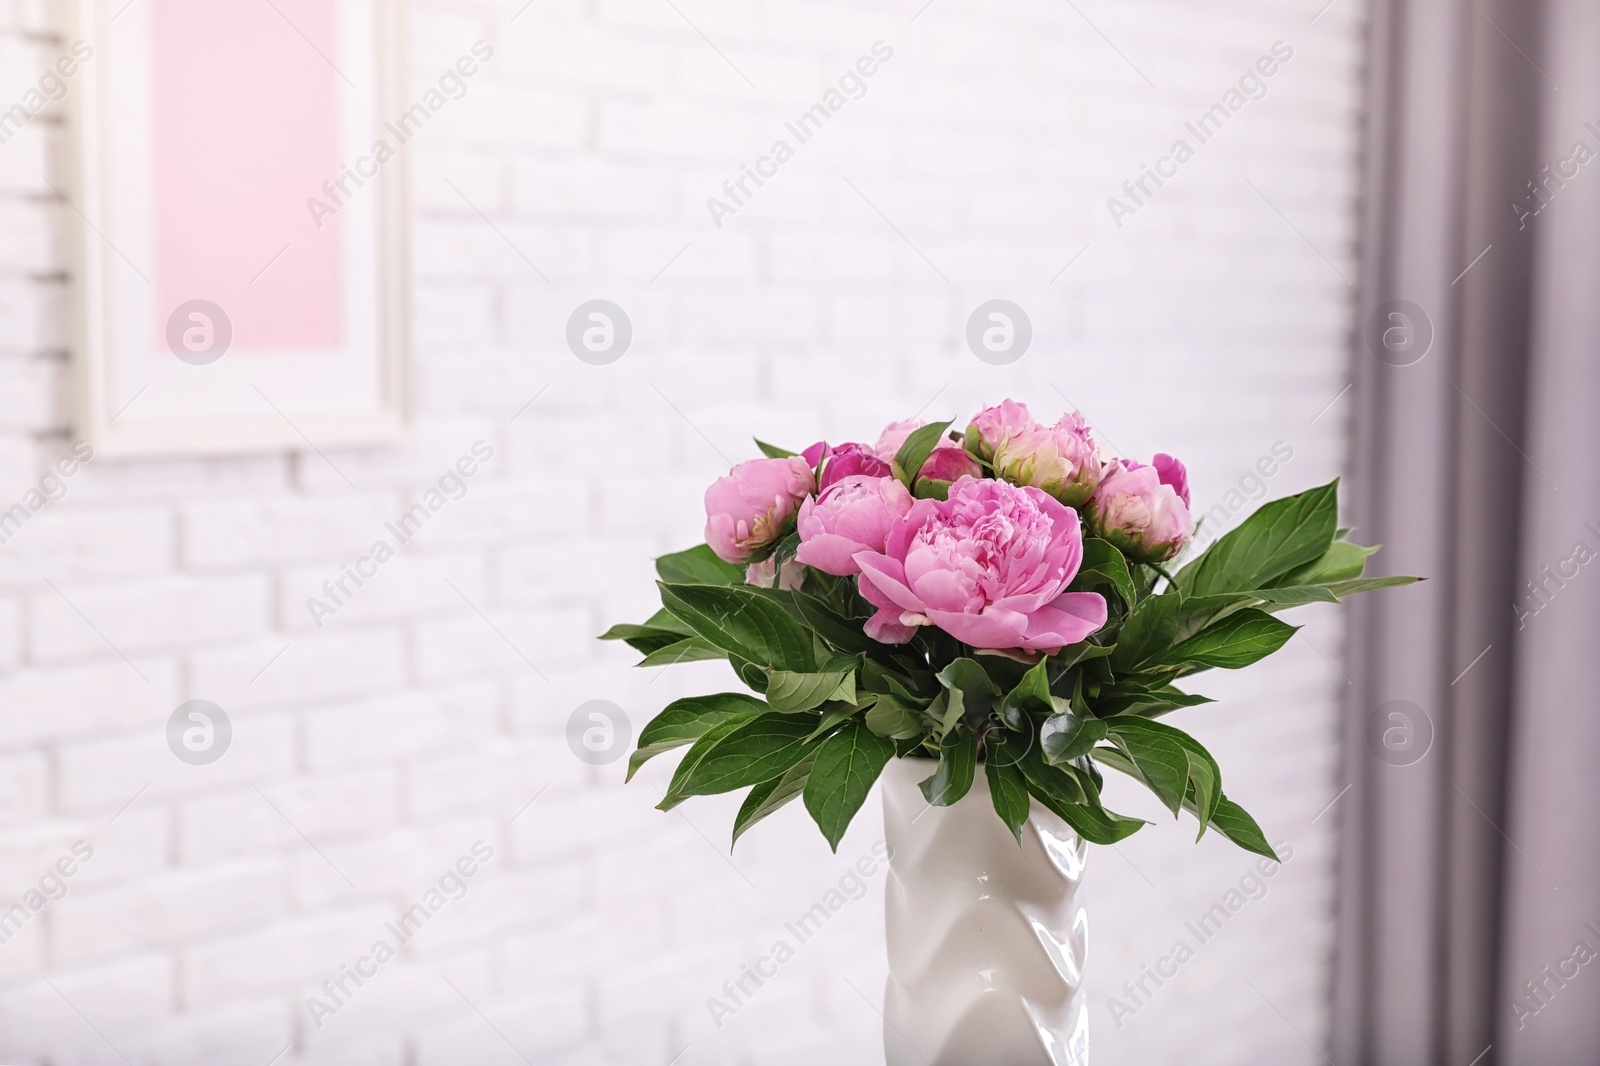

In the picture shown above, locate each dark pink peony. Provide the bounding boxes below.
[852,477,1108,653]
[817,442,893,491]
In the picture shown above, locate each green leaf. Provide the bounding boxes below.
[1041,706,1108,763]
[635,636,727,667]
[1093,682,1213,718]
[658,713,818,809]
[891,420,954,488]
[1016,745,1085,807]
[1249,585,1341,608]
[1105,718,1190,815]
[806,701,860,742]
[600,609,698,655]
[1209,797,1278,860]
[1071,537,1137,610]
[1000,659,1053,717]
[627,693,766,782]
[803,719,895,851]
[865,693,927,740]
[1183,748,1220,840]
[656,544,745,586]
[1095,722,1225,840]
[791,592,879,656]
[754,438,798,459]
[1055,640,1117,670]
[919,729,977,807]
[1171,594,1258,643]
[732,750,818,847]
[1163,608,1297,670]
[930,690,961,737]
[1017,746,1145,844]
[1320,575,1423,598]
[1110,595,1181,672]
[1275,539,1378,585]
[985,756,1031,843]
[1176,480,1339,597]
[936,658,998,721]
[731,655,769,693]
[658,583,815,673]
[766,669,856,714]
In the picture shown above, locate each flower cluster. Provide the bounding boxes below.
[703,402,1193,654]
[606,399,1415,859]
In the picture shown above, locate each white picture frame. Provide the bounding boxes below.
[65,0,409,457]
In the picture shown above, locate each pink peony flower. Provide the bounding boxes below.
[1151,453,1191,507]
[1091,460,1193,563]
[795,475,915,576]
[818,442,893,491]
[917,445,983,494]
[964,400,1034,462]
[704,456,815,564]
[992,411,1105,507]
[852,477,1108,652]
[873,419,923,461]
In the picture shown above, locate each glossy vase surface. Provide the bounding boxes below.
[881,756,1089,1066]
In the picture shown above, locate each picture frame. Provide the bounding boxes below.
[65,0,409,457]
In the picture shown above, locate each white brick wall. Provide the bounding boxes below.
[0,0,1367,1062]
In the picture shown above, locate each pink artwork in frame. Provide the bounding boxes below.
[69,0,407,456]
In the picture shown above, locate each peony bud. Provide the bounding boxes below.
[964,400,1033,463]
[873,419,923,461]
[915,445,982,497]
[1091,460,1193,563]
[703,456,816,564]
[992,412,1104,507]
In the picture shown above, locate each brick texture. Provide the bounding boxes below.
[0,0,1367,1061]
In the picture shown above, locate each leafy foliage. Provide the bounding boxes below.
[609,476,1419,856]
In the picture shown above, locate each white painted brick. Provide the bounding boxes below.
[412,604,591,682]
[0,749,46,824]
[251,768,403,842]
[279,550,487,634]
[71,804,170,893]
[56,711,296,812]
[26,574,267,662]
[0,954,172,1061]
[0,593,17,669]
[0,502,172,585]
[410,987,587,1064]
[0,656,177,748]
[288,816,500,911]
[0,355,60,427]
[187,629,406,713]
[51,859,289,966]
[66,1000,293,1066]
[180,495,398,569]
[0,279,67,352]
[302,682,501,772]
[404,745,542,821]
[182,908,394,1008]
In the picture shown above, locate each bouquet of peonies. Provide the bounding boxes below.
[603,402,1417,858]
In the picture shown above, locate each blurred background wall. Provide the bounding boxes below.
[0,0,1368,1062]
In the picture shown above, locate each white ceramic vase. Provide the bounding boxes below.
[881,756,1089,1066]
